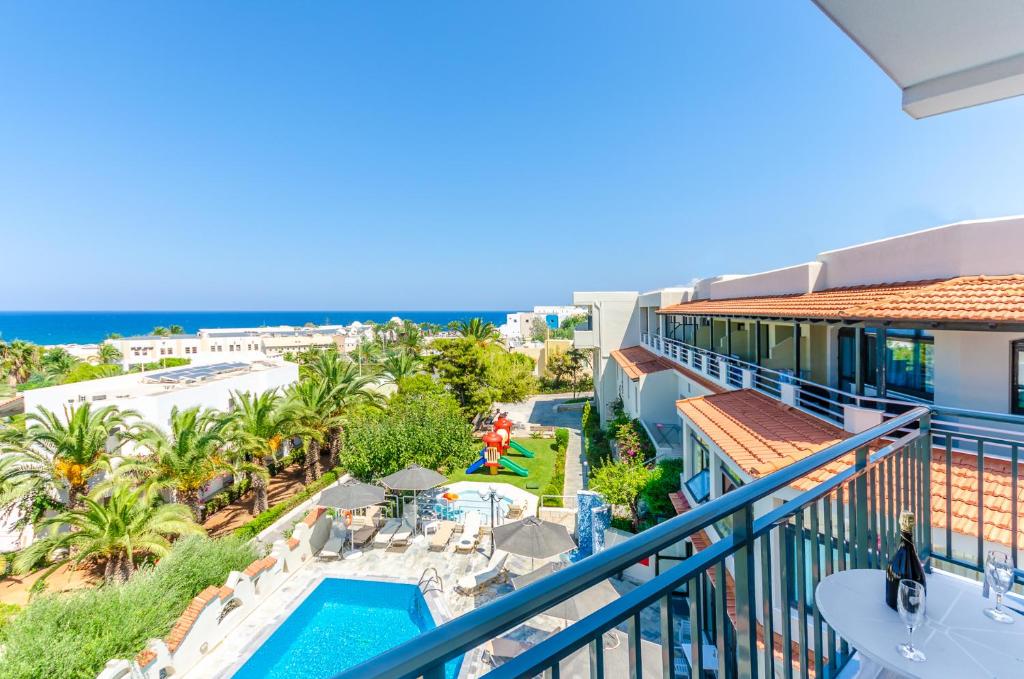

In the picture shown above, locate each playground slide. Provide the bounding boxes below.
[507,440,535,458]
[498,456,529,477]
[465,450,487,475]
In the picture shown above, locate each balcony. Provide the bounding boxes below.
[335,403,1024,679]
[573,318,595,349]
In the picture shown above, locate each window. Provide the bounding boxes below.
[1013,340,1024,415]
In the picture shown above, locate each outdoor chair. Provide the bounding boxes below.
[373,518,403,547]
[318,521,347,560]
[482,636,535,667]
[386,520,414,550]
[429,520,457,551]
[455,512,482,553]
[350,523,377,548]
[456,549,509,595]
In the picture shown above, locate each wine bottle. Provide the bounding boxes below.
[885,510,926,611]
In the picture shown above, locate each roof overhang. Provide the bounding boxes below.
[813,0,1024,117]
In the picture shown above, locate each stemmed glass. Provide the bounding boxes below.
[983,550,1015,624]
[896,579,927,662]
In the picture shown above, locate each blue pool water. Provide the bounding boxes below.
[232,578,461,679]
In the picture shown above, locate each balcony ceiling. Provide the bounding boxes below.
[813,0,1024,117]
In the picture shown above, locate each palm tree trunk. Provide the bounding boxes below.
[103,553,118,583]
[182,489,203,523]
[303,439,321,485]
[327,428,341,470]
[251,469,269,515]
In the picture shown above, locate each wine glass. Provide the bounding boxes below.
[983,550,1015,624]
[896,579,926,662]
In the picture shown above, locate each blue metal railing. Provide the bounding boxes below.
[334,408,933,679]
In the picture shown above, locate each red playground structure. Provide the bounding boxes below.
[465,415,532,477]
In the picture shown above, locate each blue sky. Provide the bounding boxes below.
[3,3,1024,311]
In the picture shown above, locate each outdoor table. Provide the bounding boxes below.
[815,568,1024,678]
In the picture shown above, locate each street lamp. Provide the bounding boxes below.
[485,484,500,556]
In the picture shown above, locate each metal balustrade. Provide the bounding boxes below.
[335,409,950,679]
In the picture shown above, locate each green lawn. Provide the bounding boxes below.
[448,437,559,495]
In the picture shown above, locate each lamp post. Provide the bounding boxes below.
[486,484,499,556]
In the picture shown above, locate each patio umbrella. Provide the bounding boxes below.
[513,571,619,624]
[493,517,576,569]
[318,481,385,557]
[319,482,385,510]
[378,464,447,533]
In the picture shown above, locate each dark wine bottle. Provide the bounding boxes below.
[885,510,926,611]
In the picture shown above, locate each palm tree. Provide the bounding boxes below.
[169,324,185,335]
[222,390,298,515]
[119,407,231,520]
[151,326,170,337]
[285,379,341,484]
[14,481,203,584]
[97,343,122,365]
[306,352,384,468]
[455,317,500,344]
[349,340,382,375]
[3,340,40,385]
[41,347,80,380]
[0,404,141,511]
[378,350,422,385]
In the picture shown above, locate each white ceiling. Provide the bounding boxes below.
[813,0,1024,117]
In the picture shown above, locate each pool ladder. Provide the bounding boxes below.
[418,566,444,596]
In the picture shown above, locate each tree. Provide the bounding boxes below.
[222,390,298,515]
[485,346,537,402]
[0,403,141,512]
[305,352,384,468]
[151,327,170,336]
[455,317,500,344]
[349,339,381,375]
[550,314,588,340]
[590,459,653,532]
[106,332,123,340]
[547,348,591,397]
[378,350,422,385]
[428,338,493,417]
[396,320,424,353]
[14,482,203,583]
[120,406,232,520]
[2,340,40,385]
[39,347,80,382]
[97,343,122,365]
[341,391,476,480]
[285,379,341,484]
[168,324,185,335]
[61,362,123,384]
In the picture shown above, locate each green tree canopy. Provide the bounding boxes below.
[590,459,652,531]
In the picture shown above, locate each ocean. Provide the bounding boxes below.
[0,311,512,345]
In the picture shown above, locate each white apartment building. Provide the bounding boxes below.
[575,216,1024,567]
[500,305,587,342]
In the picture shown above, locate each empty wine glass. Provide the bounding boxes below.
[984,550,1015,624]
[896,579,926,662]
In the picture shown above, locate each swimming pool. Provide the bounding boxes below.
[232,578,461,679]
[433,494,512,525]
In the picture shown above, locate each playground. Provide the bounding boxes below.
[446,436,560,493]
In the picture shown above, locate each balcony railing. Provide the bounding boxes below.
[334,408,968,679]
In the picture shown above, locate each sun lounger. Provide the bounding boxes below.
[482,636,535,667]
[429,520,457,551]
[455,512,482,553]
[318,522,347,560]
[456,549,509,595]
[373,518,402,547]
[507,499,526,520]
[387,520,414,550]
[350,523,377,547]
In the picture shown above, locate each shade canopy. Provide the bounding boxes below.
[378,464,447,491]
[319,482,385,510]
[512,566,619,622]
[492,517,576,560]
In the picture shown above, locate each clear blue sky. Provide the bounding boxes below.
[3,2,1024,311]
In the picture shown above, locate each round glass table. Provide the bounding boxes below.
[815,569,1024,678]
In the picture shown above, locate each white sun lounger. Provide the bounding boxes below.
[455,512,482,553]
[456,549,509,595]
[318,522,347,560]
[386,520,414,550]
[373,518,403,547]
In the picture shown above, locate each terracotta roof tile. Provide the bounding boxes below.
[243,556,277,577]
[657,275,1024,324]
[611,345,726,394]
[135,649,157,668]
[217,586,234,600]
[165,586,219,652]
[677,390,1024,548]
[303,506,327,527]
[287,537,300,550]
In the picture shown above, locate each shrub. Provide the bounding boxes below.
[0,536,258,679]
[554,428,569,452]
[540,440,567,508]
[581,401,611,468]
[641,458,684,518]
[590,458,652,532]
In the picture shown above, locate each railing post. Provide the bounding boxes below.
[853,445,870,568]
[919,412,932,563]
[732,504,758,679]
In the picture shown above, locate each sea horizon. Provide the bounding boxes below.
[0,310,513,345]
